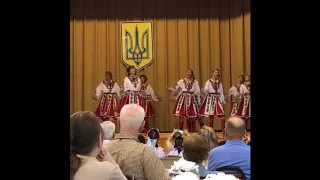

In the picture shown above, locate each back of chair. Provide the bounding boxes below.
[216,166,245,180]
[160,156,179,169]
[199,171,220,179]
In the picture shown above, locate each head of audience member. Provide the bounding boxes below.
[138,135,146,144]
[243,133,251,143]
[100,121,116,141]
[224,116,246,141]
[198,125,218,150]
[118,104,145,137]
[183,135,209,164]
[218,140,226,146]
[147,128,160,148]
[174,136,184,154]
[173,131,182,139]
[70,111,104,179]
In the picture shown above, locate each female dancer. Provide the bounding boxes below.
[227,75,249,117]
[92,71,121,122]
[117,66,143,113]
[167,69,201,132]
[198,69,226,130]
[242,74,251,128]
[140,75,161,131]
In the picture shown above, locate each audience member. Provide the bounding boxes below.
[183,135,219,177]
[167,136,183,157]
[166,129,190,152]
[107,104,169,180]
[218,140,226,146]
[70,111,126,180]
[138,135,146,144]
[100,121,116,143]
[147,128,166,158]
[198,125,219,150]
[244,134,251,145]
[208,117,250,180]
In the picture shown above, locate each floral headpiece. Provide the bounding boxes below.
[169,160,199,178]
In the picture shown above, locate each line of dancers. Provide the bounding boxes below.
[92,66,251,132]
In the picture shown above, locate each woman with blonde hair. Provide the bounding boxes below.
[198,125,219,151]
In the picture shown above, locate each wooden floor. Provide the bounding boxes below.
[134,132,251,153]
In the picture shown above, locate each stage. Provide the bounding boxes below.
[134,131,251,153]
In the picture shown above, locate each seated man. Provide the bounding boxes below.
[100,121,116,143]
[208,117,250,180]
[107,104,169,180]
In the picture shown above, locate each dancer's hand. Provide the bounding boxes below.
[171,128,179,135]
[224,94,228,102]
[184,129,191,136]
[92,90,98,100]
[201,88,208,93]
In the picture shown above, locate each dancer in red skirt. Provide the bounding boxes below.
[140,75,161,131]
[198,69,226,130]
[117,66,143,114]
[227,75,249,117]
[167,69,201,132]
[241,74,251,129]
[92,71,121,122]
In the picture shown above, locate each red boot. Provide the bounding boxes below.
[210,118,215,128]
[186,120,192,132]
[179,119,184,130]
[198,119,205,128]
[191,119,197,132]
[143,120,149,133]
[221,118,225,133]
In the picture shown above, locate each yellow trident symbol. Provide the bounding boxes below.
[125,25,149,67]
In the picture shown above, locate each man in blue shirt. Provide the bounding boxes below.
[208,117,250,180]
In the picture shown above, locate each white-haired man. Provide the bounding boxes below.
[101,121,116,143]
[107,104,169,180]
